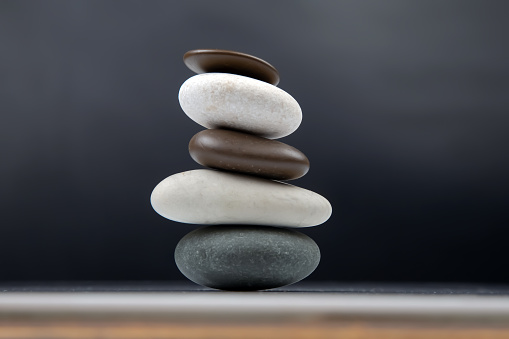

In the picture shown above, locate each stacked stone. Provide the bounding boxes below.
[150,49,332,291]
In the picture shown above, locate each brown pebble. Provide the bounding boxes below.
[189,129,309,180]
[183,49,280,86]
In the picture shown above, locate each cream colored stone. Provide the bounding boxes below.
[150,169,331,227]
[178,73,302,139]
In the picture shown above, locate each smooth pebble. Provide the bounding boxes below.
[183,49,280,85]
[178,73,302,139]
[189,129,309,180]
[175,225,320,291]
[150,169,331,227]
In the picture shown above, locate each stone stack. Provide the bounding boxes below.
[151,49,332,291]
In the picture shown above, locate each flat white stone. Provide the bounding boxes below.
[178,73,302,139]
[150,169,331,227]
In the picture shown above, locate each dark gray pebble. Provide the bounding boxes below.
[174,226,320,291]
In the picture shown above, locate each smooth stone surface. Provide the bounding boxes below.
[175,225,320,291]
[178,73,302,139]
[189,129,310,180]
[150,169,332,227]
[183,49,280,85]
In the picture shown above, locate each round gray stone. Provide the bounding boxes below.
[174,226,320,291]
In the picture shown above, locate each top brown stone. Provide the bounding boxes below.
[183,49,280,86]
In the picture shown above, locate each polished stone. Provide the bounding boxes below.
[189,129,309,180]
[174,225,320,291]
[183,49,280,85]
[150,169,332,227]
[178,73,302,139]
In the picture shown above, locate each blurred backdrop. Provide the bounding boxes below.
[1,0,508,283]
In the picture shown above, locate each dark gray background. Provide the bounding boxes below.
[1,0,508,283]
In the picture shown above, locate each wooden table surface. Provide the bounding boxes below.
[1,281,509,339]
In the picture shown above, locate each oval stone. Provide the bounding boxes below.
[150,169,332,227]
[175,225,320,291]
[183,49,280,85]
[178,73,302,139]
[189,129,310,180]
